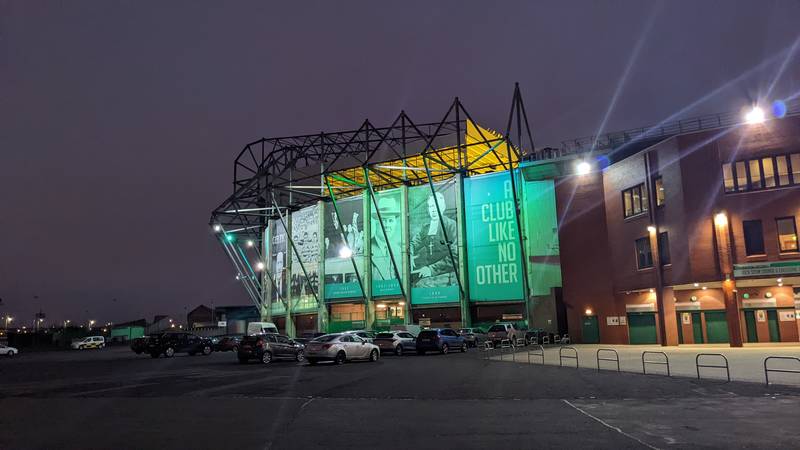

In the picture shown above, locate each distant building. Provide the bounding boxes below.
[109,319,146,343]
[187,305,213,329]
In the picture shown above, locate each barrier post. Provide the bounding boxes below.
[642,351,670,376]
[695,353,730,382]
[596,348,620,372]
[559,346,579,368]
[764,356,800,386]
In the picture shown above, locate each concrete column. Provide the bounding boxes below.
[317,200,329,333]
[363,191,375,331]
[263,222,272,322]
[285,213,296,339]
[456,174,471,327]
[401,185,411,324]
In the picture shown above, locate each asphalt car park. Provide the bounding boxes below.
[1,346,800,449]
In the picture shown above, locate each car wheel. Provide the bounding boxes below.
[308,359,318,366]
[461,343,467,353]
[7,351,14,358]
[334,351,346,365]
[369,349,379,362]
[78,345,84,350]
[295,350,305,362]
[202,345,212,355]
[232,346,239,353]
[164,347,175,358]
[394,345,403,356]
[150,352,160,359]
[261,351,273,364]
[441,344,449,355]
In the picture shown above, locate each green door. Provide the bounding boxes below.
[704,311,729,343]
[691,312,703,344]
[744,310,758,343]
[767,310,781,342]
[627,313,657,344]
[581,316,600,343]
[676,315,684,344]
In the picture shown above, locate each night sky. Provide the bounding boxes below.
[2,1,799,326]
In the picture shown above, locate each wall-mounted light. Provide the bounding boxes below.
[576,161,591,175]
[584,308,593,316]
[647,225,656,233]
[745,105,765,124]
[702,286,707,290]
[376,303,387,309]
[777,278,783,283]
[255,262,265,271]
[690,295,698,302]
[714,212,728,227]
[693,282,700,287]
[742,293,750,299]
[213,224,222,232]
[765,292,773,298]
[649,288,654,293]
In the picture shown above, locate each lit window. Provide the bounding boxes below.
[735,161,747,191]
[654,177,665,206]
[722,163,735,192]
[776,155,790,186]
[762,157,776,188]
[748,160,762,189]
[622,184,648,218]
[635,237,653,269]
[790,153,800,184]
[776,217,798,253]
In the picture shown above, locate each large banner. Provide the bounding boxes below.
[464,171,524,301]
[524,179,562,296]
[269,219,288,309]
[370,188,404,297]
[290,204,319,311]
[323,196,365,300]
[409,180,460,305]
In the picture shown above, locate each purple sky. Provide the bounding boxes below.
[1,1,799,326]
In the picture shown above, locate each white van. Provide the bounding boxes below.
[246,322,278,336]
[71,336,105,350]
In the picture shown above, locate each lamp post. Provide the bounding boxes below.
[4,316,12,329]
[88,319,96,330]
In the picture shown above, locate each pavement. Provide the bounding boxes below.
[1,346,800,449]
[491,343,800,385]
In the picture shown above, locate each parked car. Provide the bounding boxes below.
[458,328,487,347]
[246,322,279,336]
[146,332,213,358]
[131,333,161,354]
[214,335,243,352]
[71,336,105,350]
[487,323,524,346]
[0,344,19,357]
[343,330,376,343]
[237,334,305,364]
[304,333,380,365]
[415,328,466,355]
[373,331,416,356]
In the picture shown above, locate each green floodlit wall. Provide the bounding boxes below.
[267,169,562,324]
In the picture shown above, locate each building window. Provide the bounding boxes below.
[635,236,653,269]
[654,176,665,206]
[776,217,798,253]
[658,232,670,265]
[742,220,765,256]
[622,184,648,218]
[723,153,800,193]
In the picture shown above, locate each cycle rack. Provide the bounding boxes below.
[596,348,620,372]
[695,353,730,382]
[483,341,495,360]
[642,351,670,376]
[499,339,511,361]
[764,356,800,386]
[559,346,579,368]
[527,344,545,365]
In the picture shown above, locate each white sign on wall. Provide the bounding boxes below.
[606,316,620,326]
[756,310,766,322]
[682,313,691,325]
[779,311,796,322]
[619,316,627,325]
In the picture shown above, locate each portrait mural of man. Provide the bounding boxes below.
[290,204,320,310]
[370,189,403,296]
[270,219,288,305]
[409,180,460,304]
[324,196,365,299]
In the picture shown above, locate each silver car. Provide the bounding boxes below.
[373,331,417,356]
[342,330,376,343]
[305,333,380,365]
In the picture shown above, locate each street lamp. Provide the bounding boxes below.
[88,320,96,329]
[575,160,591,175]
[4,316,12,329]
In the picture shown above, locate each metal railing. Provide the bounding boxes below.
[527,344,545,365]
[695,353,730,382]
[642,351,670,376]
[596,348,620,372]
[559,346,579,368]
[764,356,800,386]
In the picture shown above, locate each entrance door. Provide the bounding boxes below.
[691,312,703,344]
[676,315,684,344]
[744,310,758,343]
[581,316,600,343]
[627,313,657,344]
[767,310,781,342]
[704,311,729,343]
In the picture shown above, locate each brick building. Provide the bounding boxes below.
[552,113,800,346]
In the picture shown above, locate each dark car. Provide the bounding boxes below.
[146,332,214,358]
[415,328,467,355]
[130,336,149,354]
[214,335,243,352]
[237,334,305,364]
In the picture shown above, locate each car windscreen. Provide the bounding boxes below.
[418,330,437,338]
[312,334,340,343]
[488,325,506,332]
[375,333,395,339]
